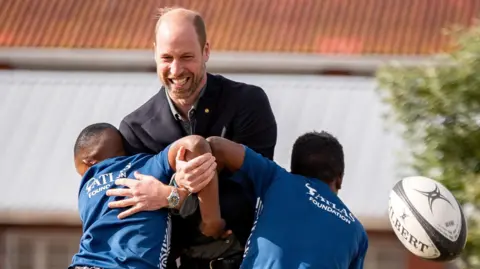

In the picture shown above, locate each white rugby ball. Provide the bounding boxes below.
[388,176,467,261]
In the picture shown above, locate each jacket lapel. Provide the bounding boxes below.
[194,74,221,137]
[142,88,184,150]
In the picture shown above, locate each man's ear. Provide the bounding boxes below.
[203,41,210,62]
[82,159,97,167]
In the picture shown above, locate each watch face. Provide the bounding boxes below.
[168,190,180,207]
[170,196,179,205]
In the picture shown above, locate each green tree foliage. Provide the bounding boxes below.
[376,22,480,268]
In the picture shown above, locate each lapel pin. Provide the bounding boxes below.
[205,108,210,113]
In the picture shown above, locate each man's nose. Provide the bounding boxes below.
[170,60,183,77]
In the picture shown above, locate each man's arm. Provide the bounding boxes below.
[231,85,277,160]
[166,135,223,236]
[207,136,280,198]
[107,135,225,238]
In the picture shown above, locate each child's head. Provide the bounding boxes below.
[290,131,345,192]
[73,123,126,176]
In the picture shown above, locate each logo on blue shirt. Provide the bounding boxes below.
[305,183,356,224]
[85,163,132,198]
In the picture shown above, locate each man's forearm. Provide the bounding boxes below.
[168,135,221,224]
[171,174,221,227]
[164,185,189,210]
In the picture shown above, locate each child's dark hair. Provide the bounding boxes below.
[290,131,344,182]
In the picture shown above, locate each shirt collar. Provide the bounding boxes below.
[165,82,207,121]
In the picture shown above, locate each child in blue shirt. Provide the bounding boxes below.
[207,131,368,269]
[70,123,225,269]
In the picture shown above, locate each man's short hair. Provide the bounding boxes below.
[290,131,345,183]
[155,6,207,49]
[73,123,119,157]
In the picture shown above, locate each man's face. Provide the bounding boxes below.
[154,21,209,101]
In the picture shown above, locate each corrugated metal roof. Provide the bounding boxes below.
[1,0,479,55]
[0,70,407,226]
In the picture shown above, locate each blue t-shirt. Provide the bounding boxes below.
[239,147,369,269]
[70,146,174,269]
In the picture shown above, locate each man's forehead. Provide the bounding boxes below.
[155,23,200,53]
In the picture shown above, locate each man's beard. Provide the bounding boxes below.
[165,65,205,100]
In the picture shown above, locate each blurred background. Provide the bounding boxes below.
[1,0,480,269]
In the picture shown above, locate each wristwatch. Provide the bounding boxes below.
[167,187,180,209]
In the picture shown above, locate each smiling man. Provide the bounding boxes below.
[118,6,277,269]
[155,8,208,114]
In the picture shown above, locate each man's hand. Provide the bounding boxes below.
[175,146,217,193]
[106,171,171,219]
[200,219,232,239]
